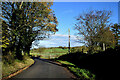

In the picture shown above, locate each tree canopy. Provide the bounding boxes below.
[111,23,120,46]
[75,10,116,53]
[1,2,58,60]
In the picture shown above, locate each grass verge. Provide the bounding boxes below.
[56,60,95,80]
[2,56,34,78]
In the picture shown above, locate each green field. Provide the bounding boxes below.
[30,48,69,59]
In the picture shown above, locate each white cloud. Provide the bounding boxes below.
[51,34,76,38]
[32,34,84,48]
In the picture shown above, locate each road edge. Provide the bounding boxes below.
[1,60,35,80]
[53,61,77,79]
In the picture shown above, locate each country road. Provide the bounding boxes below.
[10,57,74,79]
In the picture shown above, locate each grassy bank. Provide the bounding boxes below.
[2,56,34,78]
[56,47,120,80]
[56,60,95,80]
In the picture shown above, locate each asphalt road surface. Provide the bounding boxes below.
[10,57,74,79]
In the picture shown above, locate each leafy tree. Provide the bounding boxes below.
[111,24,120,46]
[94,27,116,50]
[75,10,114,53]
[1,21,10,55]
[1,2,58,60]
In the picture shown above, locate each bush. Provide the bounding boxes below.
[57,47,120,80]
[2,52,15,64]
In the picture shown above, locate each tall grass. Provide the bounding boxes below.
[2,56,34,78]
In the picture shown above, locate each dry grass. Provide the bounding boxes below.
[2,56,34,78]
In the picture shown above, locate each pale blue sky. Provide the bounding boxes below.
[32,2,119,48]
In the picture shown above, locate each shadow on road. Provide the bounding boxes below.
[30,57,76,79]
[31,57,75,68]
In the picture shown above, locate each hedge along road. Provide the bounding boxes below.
[10,57,74,79]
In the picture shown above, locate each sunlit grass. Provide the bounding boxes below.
[2,56,34,78]
[56,60,95,80]
[69,67,95,80]
[56,60,75,66]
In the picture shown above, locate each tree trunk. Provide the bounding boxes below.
[103,43,106,51]
[24,45,31,56]
[16,44,23,60]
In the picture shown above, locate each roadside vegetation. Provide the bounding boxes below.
[55,46,120,80]
[56,60,95,80]
[2,56,34,78]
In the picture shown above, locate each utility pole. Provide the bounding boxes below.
[68,28,70,53]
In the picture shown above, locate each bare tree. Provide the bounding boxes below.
[75,10,114,53]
